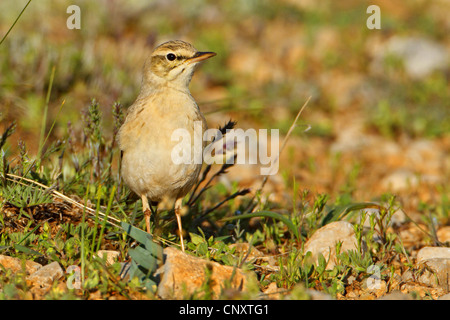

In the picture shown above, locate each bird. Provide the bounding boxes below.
[118,40,215,252]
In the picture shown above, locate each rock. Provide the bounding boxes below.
[438,293,450,300]
[156,247,256,299]
[303,221,360,270]
[405,139,445,176]
[377,291,413,300]
[416,258,450,289]
[390,208,408,226]
[330,117,374,153]
[417,247,450,262]
[381,169,419,192]
[27,261,64,288]
[371,36,448,79]
[437,226,450,244]
[95,250,120,266]
[0,254,42,275]
[415,247,450,289]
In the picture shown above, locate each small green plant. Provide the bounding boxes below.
[2,183,53,209]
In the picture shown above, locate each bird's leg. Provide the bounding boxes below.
[174,197,185,252]
[141,195,152,234]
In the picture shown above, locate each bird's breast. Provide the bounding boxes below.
[119,90,207,201]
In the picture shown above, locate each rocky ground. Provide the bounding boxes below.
[0,0,449,300]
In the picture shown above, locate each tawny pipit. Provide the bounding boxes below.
[118,40,215,252]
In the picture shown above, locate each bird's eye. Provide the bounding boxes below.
[166,53,176,61]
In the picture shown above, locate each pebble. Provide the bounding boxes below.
[371,36,448,79]
[438,293,450,300]
[416,258,450,289]
[27,261,64,288]
[405,139,444,175]
[415,247,450,289]
[381,168,419,192]
[303,221,360,270]
[417,247,450,262]
[330,119,373,153]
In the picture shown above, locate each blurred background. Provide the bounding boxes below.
[0,0,448,214]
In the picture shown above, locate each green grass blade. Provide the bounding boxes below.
[17,222,42,245]
[320,202,381,227]
[0,0,33,46]
[37,66,56,161]
[144,238,163,260]
[40,99,65,157]
[95,185,116,252]
[128,246,158,272]
[120,221,153,244]
[13,244,42,256]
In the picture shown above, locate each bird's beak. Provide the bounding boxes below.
[187,51,216,64]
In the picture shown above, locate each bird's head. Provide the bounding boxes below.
[143,40,216,92]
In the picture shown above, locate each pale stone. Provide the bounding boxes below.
[417,247,450,262]
[156,247,255,299]
[405,139,444,175]
[416,258,450,289]
[381,169,419,192]
[27,261,64,287]
[438,293,450,300]
[370,36,448,79]
[416,247,450,289]
[388,37,448,79]
[303,221,360,270]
